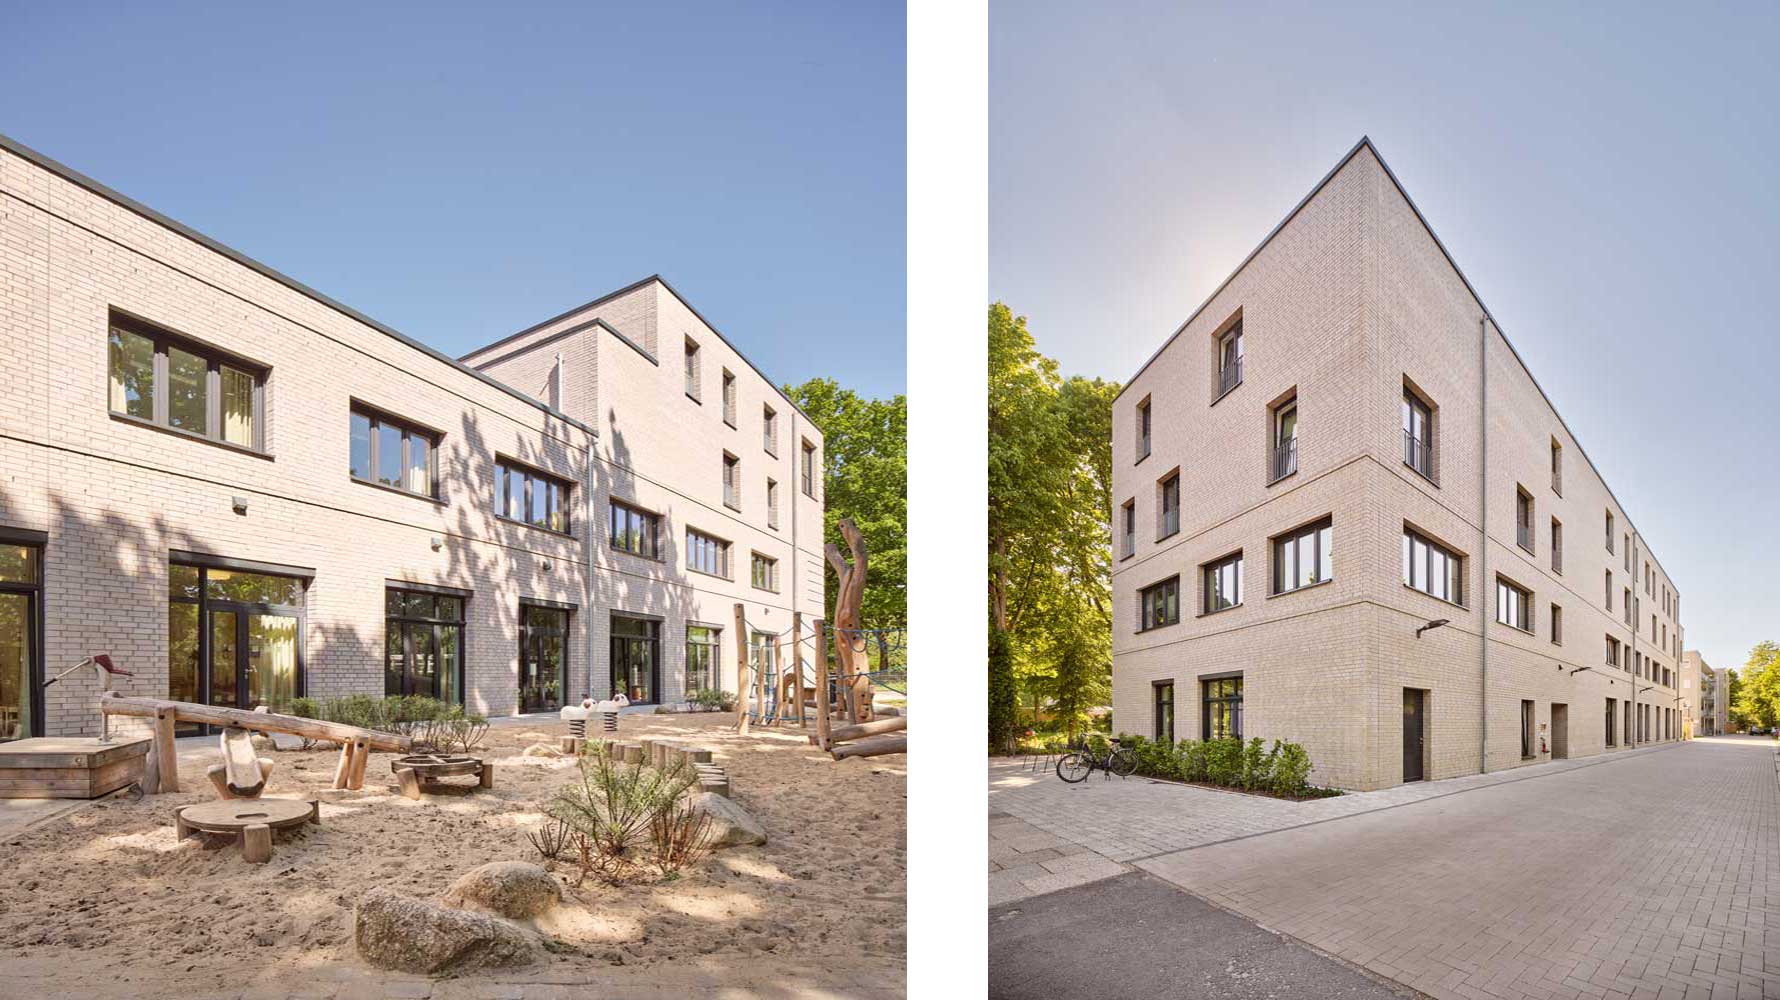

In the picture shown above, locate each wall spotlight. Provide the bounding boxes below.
[1415,618,1450,638]
[542,560,553,573]
[230,496,249,515]
[429,535,443,552]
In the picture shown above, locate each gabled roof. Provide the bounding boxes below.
[461,274,821,429]
[0,130,600,437]
[1117,136,1678,592]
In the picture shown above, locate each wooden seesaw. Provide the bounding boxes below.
[99,693,412,794]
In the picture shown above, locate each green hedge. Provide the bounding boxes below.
[1114,734,1339,799]
[280,694,488,753]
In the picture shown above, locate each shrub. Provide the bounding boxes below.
[547,744,698,885]
[648,797,716,878]
[1113,732,1337,799]
[690,688,735,712]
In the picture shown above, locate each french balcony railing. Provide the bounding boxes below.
[1218,359,1243,396]
[1403,430,1433,479]
[1268,437,1298,483]
[1516,521,1532,552]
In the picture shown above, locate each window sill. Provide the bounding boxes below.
[1403,461,1438,487]
[1119,552,1134,562]
[765,449,778,459]
[1156,528,1180,543]
[109,411,273,460]
[1266,469,1297,487]
[1196,603,1241,619]
[688,567,732,582]
[723,419,737,430]
[351,475,446,506]
[1401,583,1466,611]
[723,501,742,513]
[1135,452,1150,467]
[1135,620,1180,635]
[495,514,573,539]
[1268,578,1333,600]
[751,585,781,595]
[1516,542,1535,556]
[1210,380,1242,407]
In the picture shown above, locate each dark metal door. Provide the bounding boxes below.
[1402,688,1425,782]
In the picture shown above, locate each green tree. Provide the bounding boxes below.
[1726,668,1748,731]
[1734,642,1780,733]
[987,626,1018,749]
[987,303,1119,742]
[783,379,907,631]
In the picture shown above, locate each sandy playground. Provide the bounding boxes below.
[0,712,906,998]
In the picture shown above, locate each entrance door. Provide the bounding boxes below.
[0,592,35,742]
[1402,688,1426,782]
[168,564,306,734]
[519,606,568,713]
[1550,703,1569,759]
[609,615,659,704]
[205,608,300,714]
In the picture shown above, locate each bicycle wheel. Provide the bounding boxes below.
[1108,749,1139,777]
[1055,753,1093,783]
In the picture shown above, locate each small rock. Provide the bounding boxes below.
[440,862,562,920]
[250,734,277,754]
[521,743,563,758]
[690,791,767,847]
[354,887,535,974]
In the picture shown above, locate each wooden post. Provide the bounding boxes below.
[479,762,494,789]
[756,632,769,725]
[153,706,179,793]
[733,603,750,734]
[396,766,422,801]
[815,619,832,751]
[792,612,805,728]
[347,737,370,790]
[332,742,354,789]
[241,823,273,864]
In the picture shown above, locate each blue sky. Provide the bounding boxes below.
[4,1,906,398]
[992,2,1779,677]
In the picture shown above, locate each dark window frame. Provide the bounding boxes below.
[384,586,467,705]
[686,527,732,579]
[1402,526,1464,606]
[1202,674,1243,741]
[1135,396,1152,463]
[1152,680,1175,743]
[1271,516,1334,595]
[1138,575,1181,632]
[722,452,742,511]
[350,404,442,501]
[1157,471,1181,540]
[801,440,819,498]
[107,311,268,455]
[1496,575,1533,633]
[1201,551,1243,615]
[608,498,662,560]
[750,551,779,592]
[0,534,46,743]
[496,458,573,535]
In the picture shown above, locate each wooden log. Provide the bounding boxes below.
[154,706,180,793]
[479,762,494,789]
[332,742,355,789]
[830,734,907,760]
[686,748,713,764]
[814,620,832,752]
[622,743,644,765]
[101,694,410,752]
[242,823,273,864]
[174,806,193,840]
[347,737,371,790]
[396,767,422,801]
[733,603,750,734]
[828,716,907,743]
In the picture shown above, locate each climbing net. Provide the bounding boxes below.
[735,620,908,723]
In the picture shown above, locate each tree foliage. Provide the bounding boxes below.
[987,303,1119,739]
[1734,642,1780,732]
[782,378,907,630]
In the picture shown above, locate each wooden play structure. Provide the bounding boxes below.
[733,518,908,760]
[175,797,321,864]
[389,754,494,800]
[100,693,411,793]
[208,725,276,799]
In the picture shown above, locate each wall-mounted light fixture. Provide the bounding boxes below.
[429,536,443,552]
[230,496,249,515]
[1415,618,1450,639]
[542,560,553,573]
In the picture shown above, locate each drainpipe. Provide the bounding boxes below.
[1628,528,1640,746]
[1478,315,1490,775]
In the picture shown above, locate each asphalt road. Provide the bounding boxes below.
[989,871,1412,999]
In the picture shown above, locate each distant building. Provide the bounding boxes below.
[1682,651,1723,736]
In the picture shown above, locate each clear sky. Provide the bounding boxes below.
[4,1,906,398]
[991,2,1779,677]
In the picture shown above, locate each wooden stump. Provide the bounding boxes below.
[242,823,273,864]
[687,747,713,764]
[559,736,582,755]
[346,737,370,790]
[479,762,494,788]
[396,767,422,801]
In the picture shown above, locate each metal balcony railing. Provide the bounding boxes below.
[1517,519,1532,551]
[1218,358,1243,396]
[1403,430,1433,479]
[1269,437,1298,483]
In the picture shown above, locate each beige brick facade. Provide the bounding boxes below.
[1111,140,1683,790]
[0,133,823,740]
[1680,650,1722,736]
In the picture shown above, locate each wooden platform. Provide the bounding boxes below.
[0,737,151,799]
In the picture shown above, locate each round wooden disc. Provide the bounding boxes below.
[390,755,483,777]
[179,798,314,833]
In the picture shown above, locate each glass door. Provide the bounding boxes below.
[168,563,305,734]
[519,605,568,713]
[0,593,33,743]
[609,615,658,704]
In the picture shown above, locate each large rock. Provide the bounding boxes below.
[690,791,767,847]
[440,861,562,920]
[354,887,535,973]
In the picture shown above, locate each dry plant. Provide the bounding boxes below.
[546,744,698,885]
[526,816,573,861]
[649,796,716,877]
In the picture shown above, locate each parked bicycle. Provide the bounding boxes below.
[1055,737,1138,782]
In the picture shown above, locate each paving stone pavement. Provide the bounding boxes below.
[989,741,1681,865]
[1133,738,1780,1000]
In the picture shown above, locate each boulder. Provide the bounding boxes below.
[441,861,562,920]
[354,887,535,974]
[521,743,563,758]
[690,791,767,847]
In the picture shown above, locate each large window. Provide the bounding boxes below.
[1272,517,1333,594]
[610,614,658,704]
[1202,676,1243,740]
[1158,472,1181,539]
[168,560,306,730]
[686,625,721,694]
[1202,552,1242,614]
[1138,576,1179,631]
[687,528,731,578]
[1217,322,1244,396]
[1496,577,1532,632]
[385,587,464,705]
[107,316,262,450]
[497,460,571,533]
[350,407,437,497]
[1402,388,1433,479]
[0,540,42,743]
[1402,528,1462,605]
[751,552,779,592]
[609,499,660,558]
[1153,682,1174,742]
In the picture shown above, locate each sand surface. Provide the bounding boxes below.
[0,713,906,998]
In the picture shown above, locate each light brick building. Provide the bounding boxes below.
[1110,138,1684,790]
[1680,650,1723,737]
[0,132,823,742]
